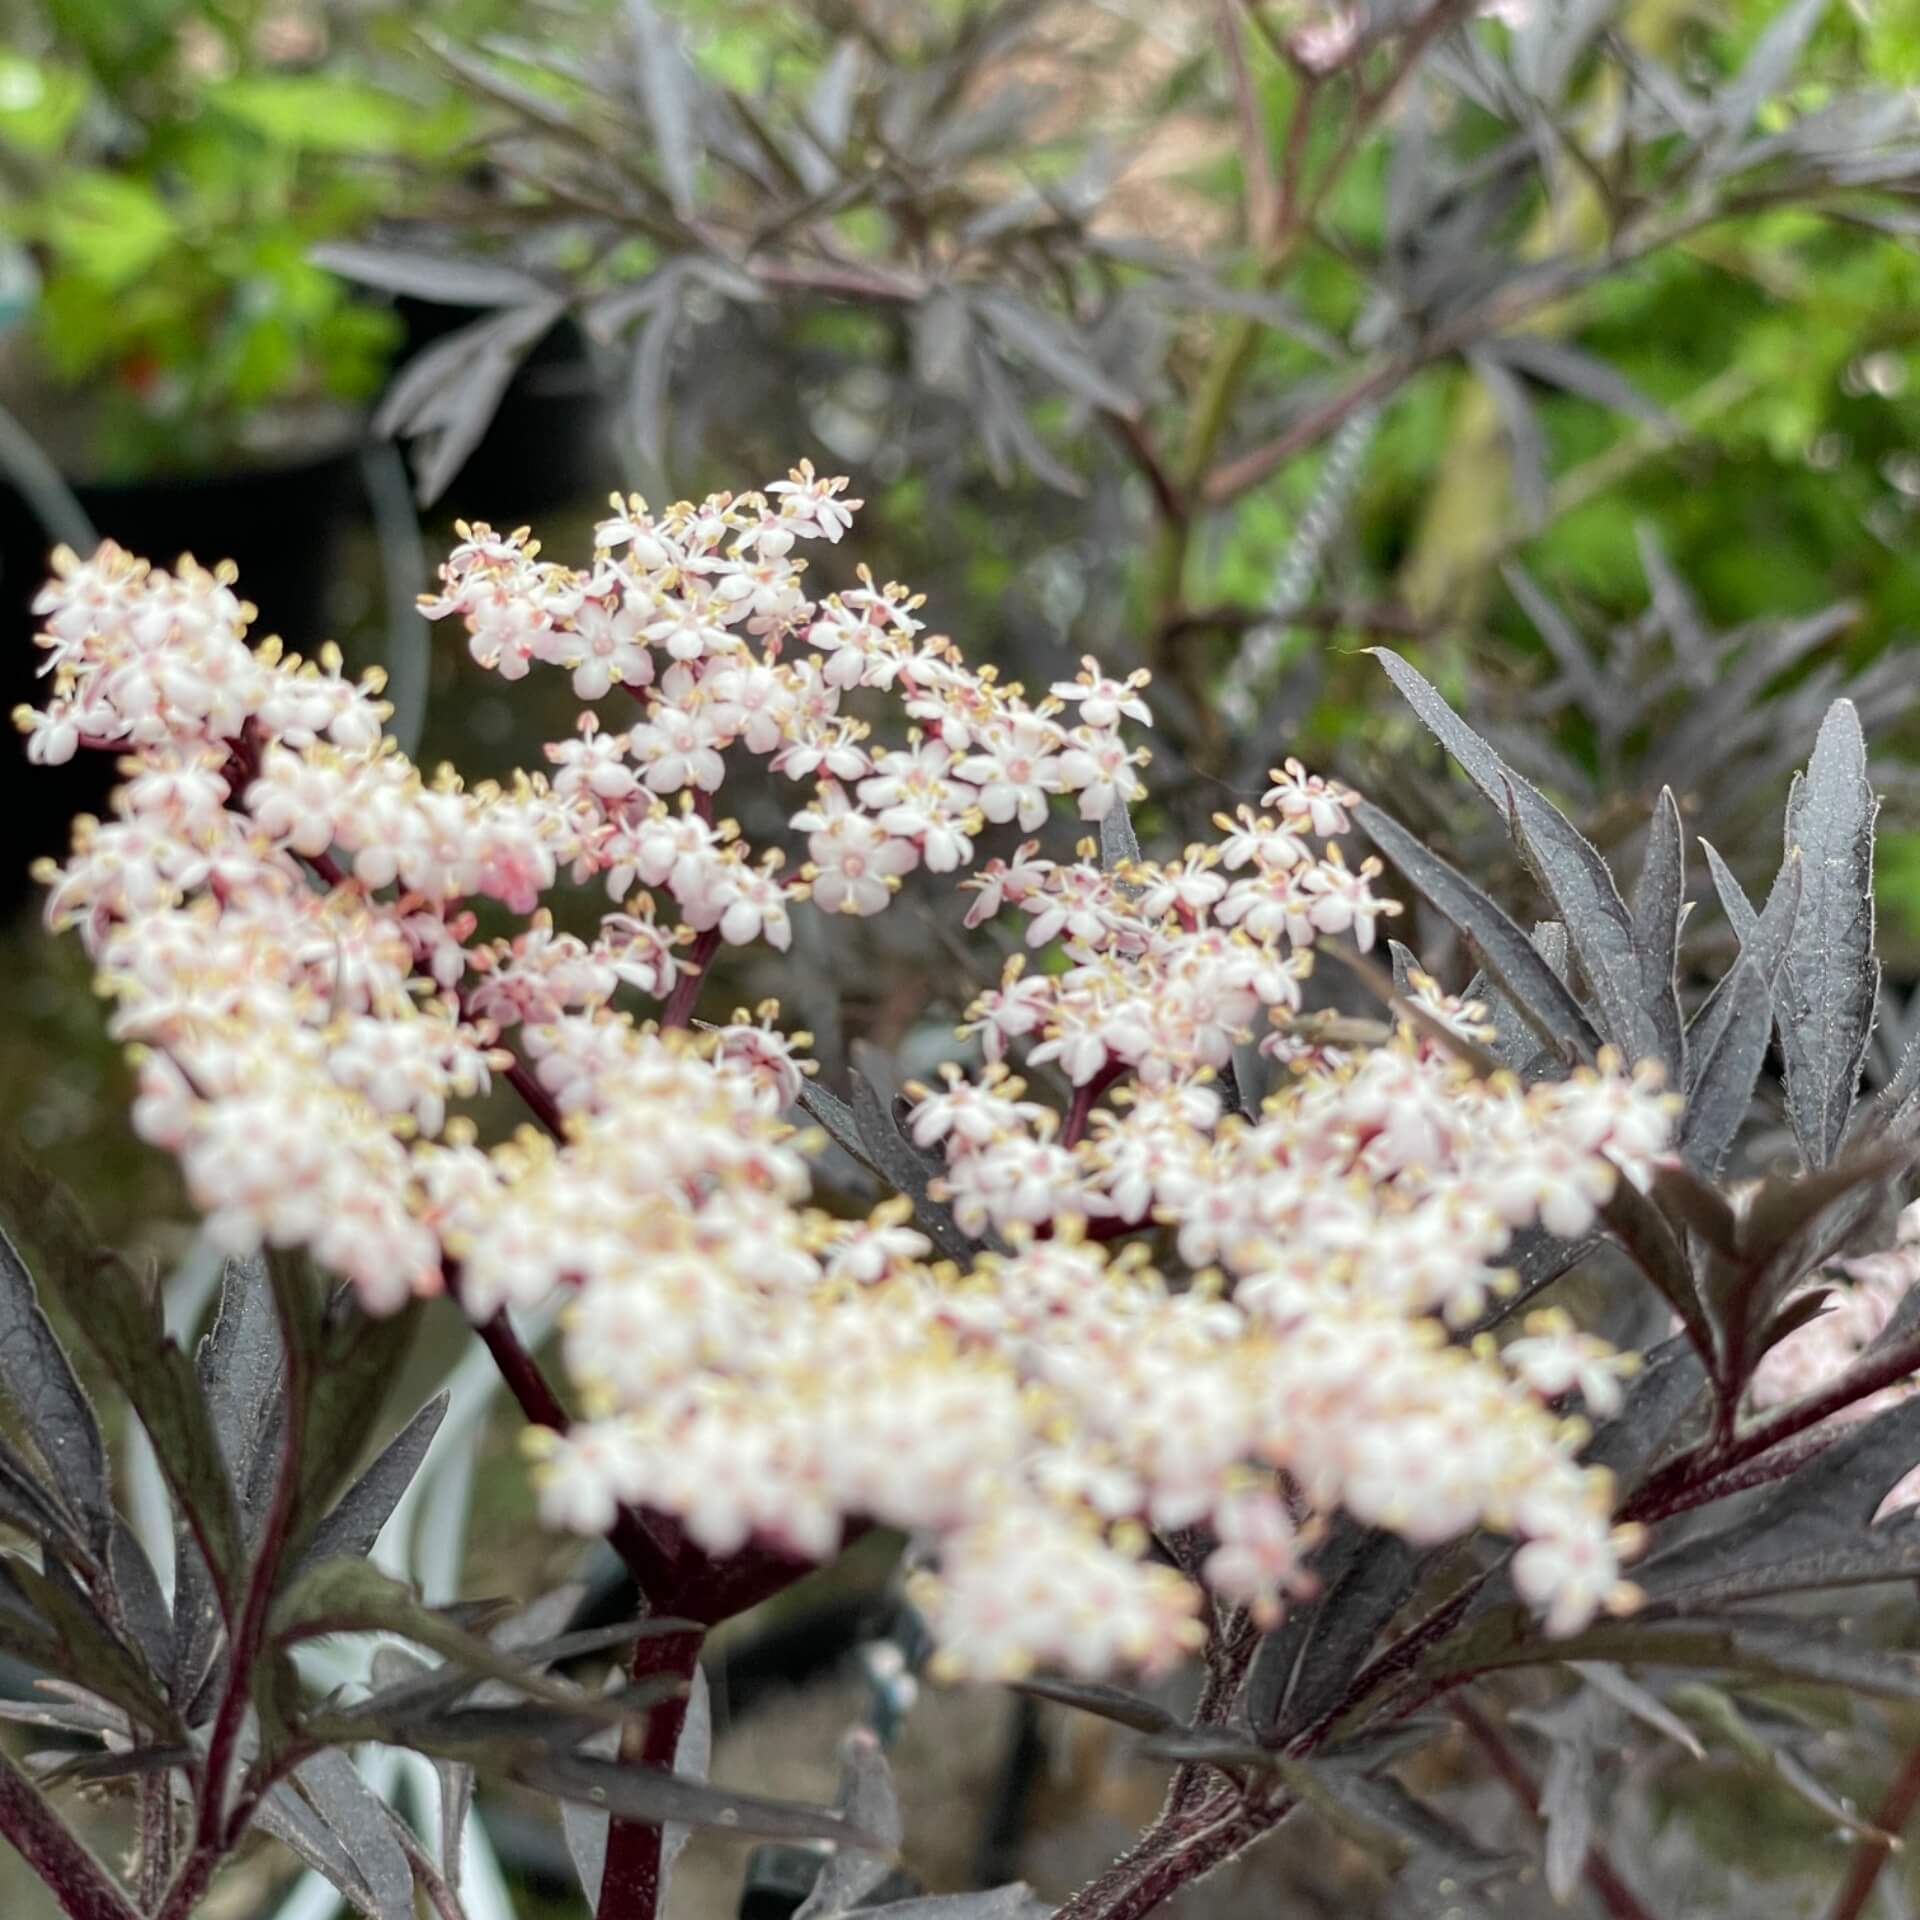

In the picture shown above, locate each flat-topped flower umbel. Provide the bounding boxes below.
[20,463,1671,1678]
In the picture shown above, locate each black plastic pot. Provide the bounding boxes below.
[2,442,359,915]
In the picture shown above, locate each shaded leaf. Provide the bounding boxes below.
[626,0,701,220]
[973,292,1137,418]
[310,243,548,307]
[59,1254,241,1610]
[1680,957,1773,1177]
[0,1557,176,1739]
[1538,1732,1594,1905]
[198,1254,285,1536]
[273,1559,639,1712]
[1600,1175,1713,1363]
[1482,334,1673,433]
[1581,1335,1709,1492]
[1568,1662,1703,1757]
[1630,787,1688,1081]
[1638,1393,1920,1608]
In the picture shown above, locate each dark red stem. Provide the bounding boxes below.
[1826,1742,1920,1920]
[0,1750,138,1920]
[596,1631,704,1920]
[660,928,721,1030]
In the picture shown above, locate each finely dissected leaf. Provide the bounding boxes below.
[1581,1336,1708,1492]
[1270,1530,1425,1743]
[1352,801,1597,1063]
[1679,957,1773,1177]
[848,1071,982,1261]
[1687,849,1799,1099]
[105,1519,172,1674]
[292,1751,414,1920]
[198,1254,286,1535]
[65,1255,241,1611]
[1099,795,1142,872]
[973,292,1138,418]
[274,1560,642,1713]
[1481,334,1673,432]
[31,1744,193,1789]
[1466,923,1573,1074]
[254,1782,384,1919]
[377,299,568,505]
[301,1393,448,1570]
[523,1749,870,1848]
[0,1430,88,1564]
[1778,701,1879,1168]
[797,1076,868,1165]
[1422,1606,1920,1702]
[310,242,549,306]
[1568,1663,1703,1757]
[1370,650,1665,1070]
[1009,1676,1176,1736]
[796,1730,904,1918]
[1638,1393,1920,1608]
[286,1298,423,1565]
[0,1557,177,1740]
[625,0,701,219]
[1600,1176,1713,1363]
[0,1222,110,1561]
[1470,349,1548,529]
[1716,0,1828,149]
[1538,1732,1595,1905]
[1631,787,1688,1081]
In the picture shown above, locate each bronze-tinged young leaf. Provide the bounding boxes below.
[1351,801,1598,1064]
[1777,700,1879,1169]
[0,1222,110,1564]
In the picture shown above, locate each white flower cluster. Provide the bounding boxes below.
[20,466,1668,1678]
